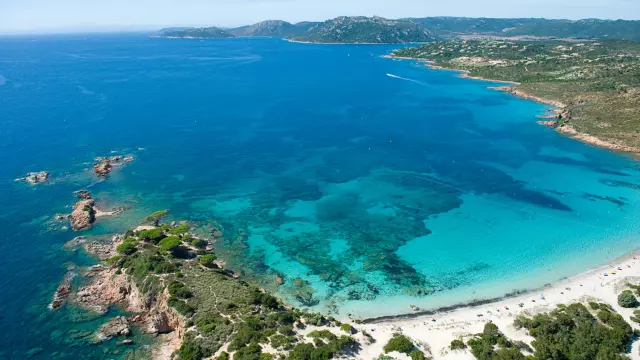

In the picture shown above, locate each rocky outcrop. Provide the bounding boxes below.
[557,125,640,154]
[490,86,567,108]
[15,171,49,185]
[92,156,134,177]
[71,198,96,231]
[97,316,130,341]
[69,191,124,231]
[75,266,148,314]
[537,120,559,128]
[49,271,74,310]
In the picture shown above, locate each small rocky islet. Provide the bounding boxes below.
[15,170,49,184]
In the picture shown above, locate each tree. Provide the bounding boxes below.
[618,290,638,308]
[138,228,165,244]
[159,236,182,253]
[116,238,137,255]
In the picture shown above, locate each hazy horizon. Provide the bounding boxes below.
[1,0,640,34]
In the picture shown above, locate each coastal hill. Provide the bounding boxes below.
[227,20,318,37]
[288,16,438,44]
[157,16,640,43]
[406,17,640,41]
[160,26,234,38]
[393,39,640,153]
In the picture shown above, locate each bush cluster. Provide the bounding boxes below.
[618,290,638,308]
[383,334,415,355]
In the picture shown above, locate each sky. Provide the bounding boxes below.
[1,0,639,34]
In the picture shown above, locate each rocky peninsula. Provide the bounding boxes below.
[50,209,640,360]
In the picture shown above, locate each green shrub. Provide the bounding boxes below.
[588,302,600,310]
[270,334,296,350]
[158,236,182,252]
[178,334,205,360]
[232,342,262,360]
[142,210,168,225]
[468,323,519,360]
[116,238,138,255]
[450,339,466,350]
[383,334,414,354]
[259,354,273,360]
[105,255,123,264]
[138,228,165,244]
[618,290,638,308]
[631,310,640,323]
[277,325,294,336]
[340,323,356,334]
[169,223,191,235]
[168,281,193,299]
[517,303,632,360]
[308,330,338,341]
[191,238,206,248]
[409,349,427,360]
[217,352,229,360]
[168,297,195,317]
[199,254,218,268]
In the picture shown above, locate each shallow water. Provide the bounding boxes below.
[1,34,640,357]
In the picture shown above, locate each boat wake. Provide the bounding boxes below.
[386,73,424,85]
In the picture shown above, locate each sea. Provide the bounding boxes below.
[1,33,639,359]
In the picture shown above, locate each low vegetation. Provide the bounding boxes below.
[514,303,633,359]
[110,211,361,360]
[468,323,526,360]
[383,333,416,355]
[450,339,466,350]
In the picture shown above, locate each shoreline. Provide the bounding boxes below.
[362,247,640,323]
[385,54,640,156]
[356,248,640,358]
[285,39,426,45]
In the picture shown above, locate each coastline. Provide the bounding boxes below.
[356,248,640,359]
[385,54,640,156]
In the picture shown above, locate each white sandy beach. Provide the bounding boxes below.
[355,251,640,359]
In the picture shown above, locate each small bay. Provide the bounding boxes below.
[0,34,639,358]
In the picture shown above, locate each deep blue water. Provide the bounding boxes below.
[1,34,640,358]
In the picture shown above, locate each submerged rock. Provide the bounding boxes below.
[49,284,72,310]
[15,171,49,185]
[49,271,75,310]
[74,189,92,199]
[97,316,130,341]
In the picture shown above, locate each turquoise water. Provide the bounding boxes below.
[1,34,640,357]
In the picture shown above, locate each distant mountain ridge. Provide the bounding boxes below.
[406,17,640,41]
[161,26,233,38]
[227,20,318,37]
[157,16,640,43]
[289,16,438,43]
